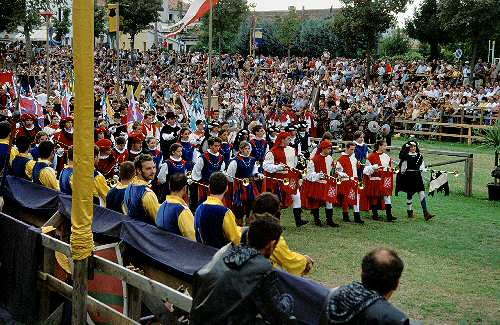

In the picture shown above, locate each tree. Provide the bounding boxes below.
[53,7,70,42]
[439,0,500,67]
[276,7,300,58]
[380,28,410,57]
[256,19,286,56]
[406,0,448,59]
[333,0,409,81]
[94,1,107,40]
[197,0,250,53]
[296,19,340,57]
[117,0,161,50]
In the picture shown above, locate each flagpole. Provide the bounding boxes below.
[207,0,213,121]
[115,2,121,104]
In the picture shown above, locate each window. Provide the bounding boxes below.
[168,13,173,21]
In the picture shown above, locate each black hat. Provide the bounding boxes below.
[165,111,176,119]
[285,125,296,132]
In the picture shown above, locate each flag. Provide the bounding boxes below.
[166,0,218,38]
[61,83,71,118]
[243,89,248,119]
[19,95,44,127]
[190,92,205,131]
[126,86,143,124]
[101,91,114,126]
[0,72,16,99]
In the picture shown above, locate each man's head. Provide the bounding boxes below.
[15,135,31,153]
[361,248,404,298]
[209,171,227,196]
[345,142,355,156]
[0,121,11,139]
[252,192,281,220]
[36,131,49,144]
[247,214,283,258]
[38,141,55,160]
[134,154,156,181]
[374,139,387,153]
[169,172,188,195]
[119,161,135,182]
[170,143,183,159]
[238,141,251,157]
[208,137,222,154]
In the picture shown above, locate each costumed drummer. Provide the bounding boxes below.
[263,131,308,227]
[96,138,117,179]
[157,143,187,202]
[302,139,339,227]
[363,140,396,222]
[124,153,160,224]
[396,141,435,221]
[226,140,261,225]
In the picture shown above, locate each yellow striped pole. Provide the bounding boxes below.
[71,0,94,322]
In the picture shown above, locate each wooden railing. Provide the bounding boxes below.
[38,225,192,324]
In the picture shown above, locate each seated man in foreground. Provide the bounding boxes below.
[321,248,410,325]
[190,215,296,325]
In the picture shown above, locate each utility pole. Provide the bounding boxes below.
[115,2,121,103]
[40,9,54,100]
[207,0,213,120]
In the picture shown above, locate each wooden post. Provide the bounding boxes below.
[72,259,89,324]
[39,246,56,320]
[127,285,142,320]
[464,154,473,197]
[467,127,472,145]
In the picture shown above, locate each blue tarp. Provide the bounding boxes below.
[3,176,330,324]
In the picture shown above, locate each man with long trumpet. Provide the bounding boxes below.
[226,140,261,225]
[302,139,339,227]
[335,142,364,224]
[192,137,225,207]
[363,139,397,222]
[263,131,308,227]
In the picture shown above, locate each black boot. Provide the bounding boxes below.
[312,209,322,226]
[372,208,381,221]
[342,212,351,222]
[407,210,414,218]
[293,208,309,227]
[385,204,397,222]
[325,209,339,227]
[424,210,435,221]
[354,212,364,224]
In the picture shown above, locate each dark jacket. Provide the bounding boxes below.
[320,282,409,325]
[190,244,295,325]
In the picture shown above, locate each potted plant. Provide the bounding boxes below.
[480,121,500,200]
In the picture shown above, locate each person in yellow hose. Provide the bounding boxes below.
[124,153,160,224]
[247,192,314,276]
[31,141,59,190]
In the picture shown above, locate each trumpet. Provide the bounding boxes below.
[186,171,209,188]
[260,174,290,186]
[225,173,251,187]
[107,175,119,187]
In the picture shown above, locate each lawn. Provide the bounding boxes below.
[280,138,500,324]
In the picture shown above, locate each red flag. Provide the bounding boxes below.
[166,0,218,38]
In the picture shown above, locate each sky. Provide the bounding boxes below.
[250,0,423,26]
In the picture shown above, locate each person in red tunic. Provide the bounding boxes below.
[96,138,117,179]
[15,113,40,143]
[112,136,129,164]
[141,110,160,140]
[335,142,364,224]
[95,127,108,142]
[263,131,308,227]
[53,116,74,173]
[127,132,145,162]
[363,139,396,222]
[302,140,339,227]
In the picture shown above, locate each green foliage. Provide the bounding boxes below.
[94,1,107,38]
[380,29,410,57]
[254,19,286,57]
[479,122,500,152]
[383,50,424,62]
[196,0,249,53]
[295,19,340,58]
[438,0,500,65]
[115,0,162,49]
[276,7,300,57]
[406,0,449,59]
[53,7,71,41]
[332,0,410,79]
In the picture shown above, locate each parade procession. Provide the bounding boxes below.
[0,0,499,323]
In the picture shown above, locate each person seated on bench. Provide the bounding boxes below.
[194,171,241,248]
[106,161,135,213]
[321,248,410,325]
[32,141,59,191]
[190,214,296,325]
[156,172,195,240]
[244,192,314,276]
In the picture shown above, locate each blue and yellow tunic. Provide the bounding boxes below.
[194,195,241,249]
[11,153,35,180]
[106,182,127,213]
[156,195,195,240]
[32,159,60,190]
[124,177,160,224]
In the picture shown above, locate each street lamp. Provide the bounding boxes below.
[40,10,54,101]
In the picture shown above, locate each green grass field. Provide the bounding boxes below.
[281,138,500,324]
